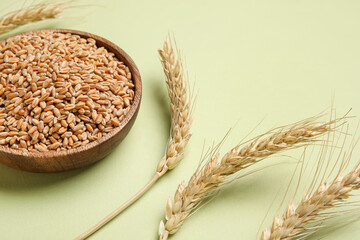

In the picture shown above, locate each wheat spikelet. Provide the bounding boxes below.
[156,36,192,175]
[0,2,70,35]
[261,136,360,240]
[158,117,341,240]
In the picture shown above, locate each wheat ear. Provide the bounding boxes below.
[158,117,340,240]
[156,36,192,174]
[74,36,192,240]
[0,2,70,35]
[261,140,360,239]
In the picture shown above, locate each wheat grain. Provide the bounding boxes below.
[0,2,69,35]
[158,117,341,240]
[0,30,135,151]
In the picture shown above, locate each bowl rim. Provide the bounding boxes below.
[0,28,142,159]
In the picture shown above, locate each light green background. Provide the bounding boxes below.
[0,0,359,239]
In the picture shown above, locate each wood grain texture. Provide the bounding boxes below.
[0,29,142,173]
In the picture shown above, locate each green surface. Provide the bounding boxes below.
[0,0,360,239]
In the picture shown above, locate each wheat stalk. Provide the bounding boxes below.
[74,35,193,240]
[261,135,360,240]
[158,117,341,240]
[0,1,70,35]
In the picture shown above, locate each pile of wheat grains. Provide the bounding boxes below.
[0,31,135,152]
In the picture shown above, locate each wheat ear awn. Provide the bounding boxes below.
[261,136,360,240]
[158,117,341,240]
[0,1,70,35]
[74,35,192,240]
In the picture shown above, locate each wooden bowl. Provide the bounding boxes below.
[0,29,142,173]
